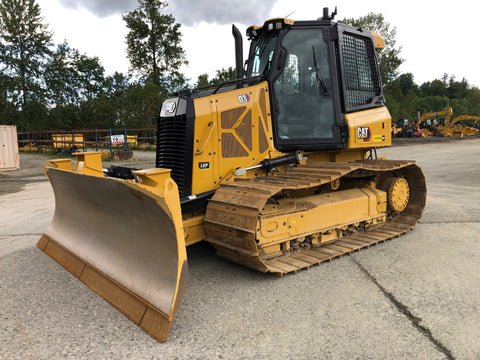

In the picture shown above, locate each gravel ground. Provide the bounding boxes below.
[1,137,479,359]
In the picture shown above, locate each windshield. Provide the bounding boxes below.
[247,31,278,78]
[273,28,335,140]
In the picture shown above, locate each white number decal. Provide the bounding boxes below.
[238,94,250,104]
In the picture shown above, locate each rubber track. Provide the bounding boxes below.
[204,160,427,275]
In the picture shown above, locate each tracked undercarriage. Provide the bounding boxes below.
[204,160,426,275]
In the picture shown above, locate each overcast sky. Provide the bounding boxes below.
[36,0,480,87]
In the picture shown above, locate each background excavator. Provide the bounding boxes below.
[417,108,453,137]
[391,119,418,138]
[37,9,426,343]
[392,119,407,137]
[449,114,480,137]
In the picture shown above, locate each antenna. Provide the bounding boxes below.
[331,6,338,19]
[285,10,296,18]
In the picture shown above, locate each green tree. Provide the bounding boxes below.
[397,73,418,96]
[401,90,419,121]
[383,80,403,119]
[45,42,109,129]
[465,86,480,114]
[74,52,106,101]
[448,98,466,118]
[158,72,188,96]
[340,13,403,85]
[420,76,469,101]
[415,95,450,115]
[195,73,210,88]
[384,75,422,122]
[123,82,163,128]
[123,0,188,86]
[447,77,468,99]
[103,72,132,127]
[421,79,447,97]
[0,72,17,124]
[212,67,236,84]
[0,0,52,129]
[45,42,78,106]
[195,67,236,88]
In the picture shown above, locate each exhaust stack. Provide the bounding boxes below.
[232,24,244,85]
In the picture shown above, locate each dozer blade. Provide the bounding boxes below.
[37,164,187,342]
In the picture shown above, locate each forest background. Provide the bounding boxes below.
[2,0,479,132]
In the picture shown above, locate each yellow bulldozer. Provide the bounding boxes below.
[37,9,426,343]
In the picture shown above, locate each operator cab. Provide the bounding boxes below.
[244,10,384,152]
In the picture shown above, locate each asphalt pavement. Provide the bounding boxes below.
[1,138,479,359]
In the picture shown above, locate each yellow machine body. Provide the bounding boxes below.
[189,81,392,196]
[37,94,411,341]
[37,15,426,343]
[189,82,274,194]
[418,107,453,137]
[449,115,480,137]
[255,185,388,257]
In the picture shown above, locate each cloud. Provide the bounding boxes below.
[168,0,278,26]
[58,0,137,18]
[58,0,278,25]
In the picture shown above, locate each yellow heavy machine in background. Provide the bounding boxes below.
[391,119,409,137]
[391,119,419,138]
[417,108,453,137]
[449,114,480,137]
[37,9,426,343]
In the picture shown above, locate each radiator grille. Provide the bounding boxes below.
[156,114,190,196]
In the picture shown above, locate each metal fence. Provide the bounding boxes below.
[18,128,156,153]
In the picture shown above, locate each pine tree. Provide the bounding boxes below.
[123,0,188,87]
[0,0,52,129]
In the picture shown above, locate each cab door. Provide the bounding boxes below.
[269,27,346,152]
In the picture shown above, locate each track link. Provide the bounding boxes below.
[204,160,426,275]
